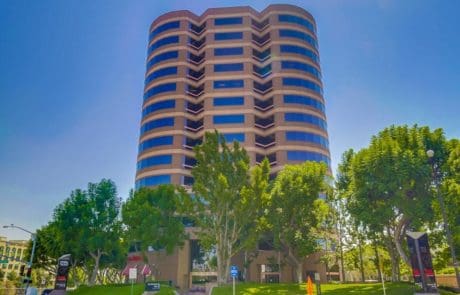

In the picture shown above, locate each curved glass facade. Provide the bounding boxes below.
[138,135,174,152]
[285,112,327,130]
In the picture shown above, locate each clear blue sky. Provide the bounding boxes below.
[1,0,459,240]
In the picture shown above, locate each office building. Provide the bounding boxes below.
[133,4,331,289]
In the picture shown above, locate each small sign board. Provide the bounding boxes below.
[230,265,238,278]
[129,268,137,280]
[314,273,320,282]
[0,259,8,264]
[145,282,161,291]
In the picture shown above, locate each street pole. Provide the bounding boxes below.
[233,276,235,295]
[427,150,460,288]
[25,234,37,292]
[414,238,428,292]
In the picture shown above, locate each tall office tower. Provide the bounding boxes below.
[133,4,330,288]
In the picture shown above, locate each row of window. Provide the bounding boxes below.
[145,66,177,84]
[144,61,320,83]
[280,44,319,64]
[279,29,317,49]
[278,14,315,33]
[137,155,172,170]
[141,94,324,118]
[135,150,329,188]
[149,14,315,41]
[214,63,244,72]
[285,112,327,130]
[144,83,176,101]
[138,131,326,153]
[283,94,325,113]
[287,150,330,165]
[147,28,317,56]
[148,35,179,54]
[285,131,329,148]
[283,77,322,94]
[140,112,325,135]
[140,117,175,135]
[149,20,180,40]
[146,44,318,73]
[281,60,321,79]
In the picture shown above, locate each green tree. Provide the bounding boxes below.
[269,161,330,283]
[342,125,450,280]
[185,130,270,285]
[52,179,122,286]
[122,185,187,254]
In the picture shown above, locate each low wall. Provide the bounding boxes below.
[437,275,458,288]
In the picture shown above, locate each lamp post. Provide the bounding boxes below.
[426,149,460,288]
[2,224,37,292]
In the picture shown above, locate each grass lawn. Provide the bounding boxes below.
[211,282,458,295]
[67,283,176,295]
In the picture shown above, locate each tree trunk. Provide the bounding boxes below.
[384,232,399,282]
[89,250,102,286]
[394,216,411,267]
[358,240,365,282]
[374,243,382,282]
[296,261,303,284]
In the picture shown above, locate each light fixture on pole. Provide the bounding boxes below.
[2,224,37,293]
[426,149,460,288]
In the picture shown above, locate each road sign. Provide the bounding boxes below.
[230,265,238,278]
[129,268,137,280]
[0,259,8,264]
[145,282,161,291]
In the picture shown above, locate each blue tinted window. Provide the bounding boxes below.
[144,83,176,101]
[213,96,244,106]
[285,131,329,148]
[215,17,243,25]
[285,112,327,130]
[279,29,317,49]
[214,63,244,72]
[140,117,174,134]
[223,133,245,142]
[213,114,245,124]
[287,151,330,165]
[281,61,321,79]
[215,32,243,41]
[214,47,244,56]
[146,51,178,70]
[142,100,176,117]
[135,175,171,189]
[214,80,244,89]
[139,136,174,152]
[145,67,177,84]
[282,77,322,94]
[149,21,180,40]
[280,45,318,64]
[283,95,325,113]
[137,155,173,170]
[148,36,179,54]
[279,14,315,33]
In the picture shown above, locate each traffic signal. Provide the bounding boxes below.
[19,265,25,276]
[26,266,32,278]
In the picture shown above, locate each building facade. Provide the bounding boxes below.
[134,4,330,289]
[0,236,28,282]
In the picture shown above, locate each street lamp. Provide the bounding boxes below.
[426,150,460,288]
[2,224,37,292]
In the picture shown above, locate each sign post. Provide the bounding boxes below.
[129,268,137,295]
[314,273,321,295]
[49,254,71,295]
[230,265,238,295]
[407,232,438,293]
